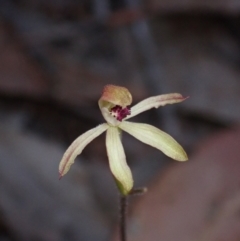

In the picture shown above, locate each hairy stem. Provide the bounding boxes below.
[120,195,128,241]
[119,187,147,241]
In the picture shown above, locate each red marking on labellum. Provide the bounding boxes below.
[111,105,131,121]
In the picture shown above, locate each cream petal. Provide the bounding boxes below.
[59,123,108,178]
[119,121,188,161]
[106,126,133,195]
[99,106,120,126]
[125,93,188,120]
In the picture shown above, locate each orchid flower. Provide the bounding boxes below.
[59,85,188,195]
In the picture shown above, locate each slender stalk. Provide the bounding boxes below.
[120,195,128,241]
[119,188,146,241]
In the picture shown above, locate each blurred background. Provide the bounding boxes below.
[0,0,240,241]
